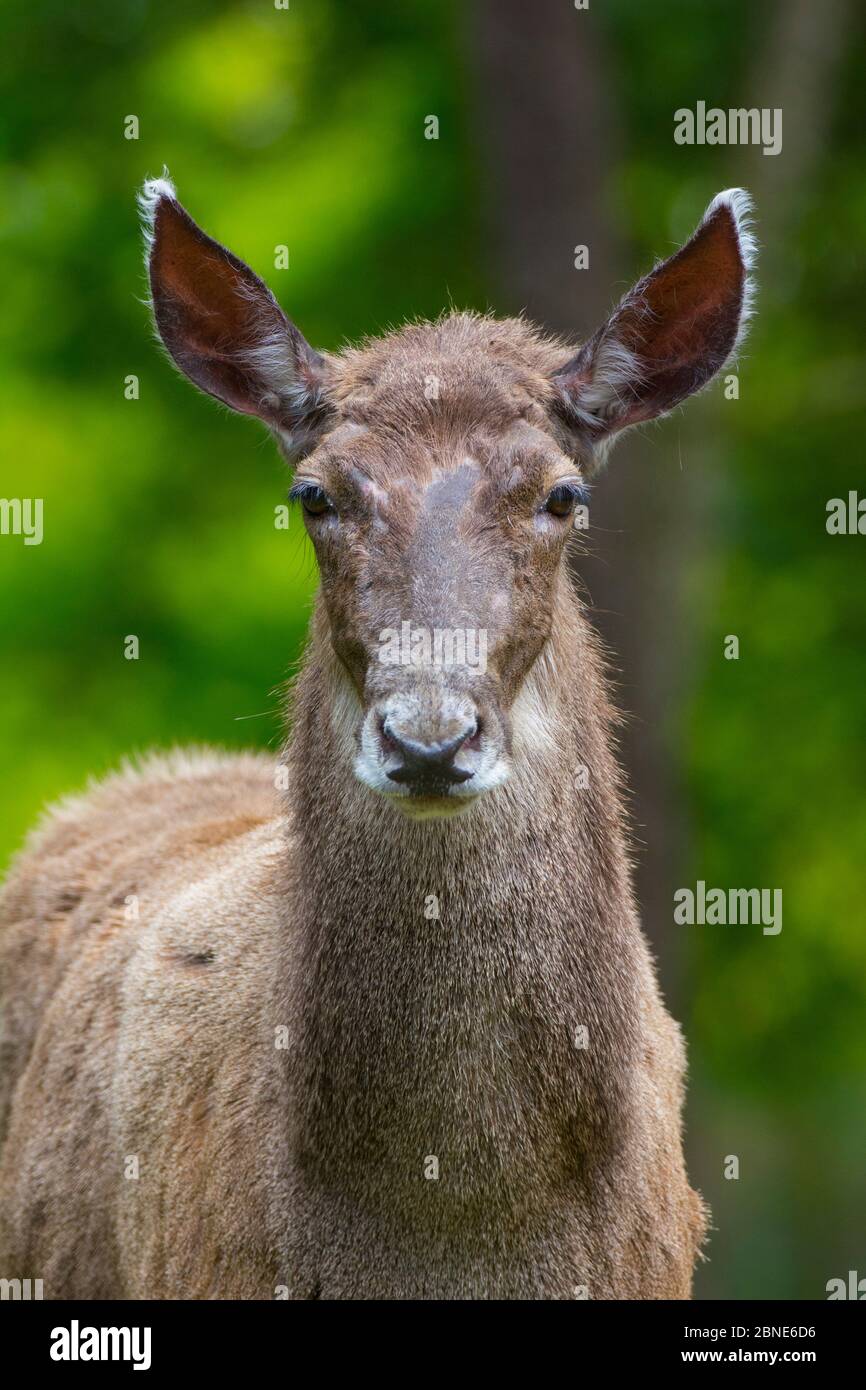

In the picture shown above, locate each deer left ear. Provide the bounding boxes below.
[552,188,756,463]
[139,172,332,458]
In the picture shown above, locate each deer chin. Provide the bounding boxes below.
[387,790,479,821]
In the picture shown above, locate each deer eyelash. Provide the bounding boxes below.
[288,481,320,504]
[558,480,591,505]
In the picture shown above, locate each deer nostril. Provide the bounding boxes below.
[463,717,483,753]
[382,716,478,788]
[379,713,398,756]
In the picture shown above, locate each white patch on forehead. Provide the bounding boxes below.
[418,459,480,507]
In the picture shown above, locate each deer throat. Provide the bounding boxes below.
[275,614,643,1203]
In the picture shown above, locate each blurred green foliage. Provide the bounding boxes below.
[0,0,863,1300]
[0,0,480,846]
[594,0,866,1297]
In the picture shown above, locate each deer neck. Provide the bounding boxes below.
[278,579,641,1187]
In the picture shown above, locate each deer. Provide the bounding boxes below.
[0,177,755,1299]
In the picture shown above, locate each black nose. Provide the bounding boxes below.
[383,718,476,788]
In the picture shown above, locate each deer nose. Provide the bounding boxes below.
[383,717,477,787]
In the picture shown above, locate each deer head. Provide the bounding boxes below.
[142,176,754,818]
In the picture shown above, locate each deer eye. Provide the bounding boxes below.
[543,481,587,518]
[289,482,334,517]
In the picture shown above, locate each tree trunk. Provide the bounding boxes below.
[467,0,687,988]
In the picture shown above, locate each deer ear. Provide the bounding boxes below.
[552,189,756,463]
[139,173,331,457]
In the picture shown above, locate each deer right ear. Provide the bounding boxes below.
[552,188,756,467]
[139,173,332,458]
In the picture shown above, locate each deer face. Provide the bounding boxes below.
[288,404,588,810]
[143,177,754,815]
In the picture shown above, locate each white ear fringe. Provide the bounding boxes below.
[137,167,178,253]
[701,186,758,357]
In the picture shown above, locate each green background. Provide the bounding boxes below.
[1,0,863,1298]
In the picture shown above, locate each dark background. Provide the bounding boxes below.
[1,0,863,1298]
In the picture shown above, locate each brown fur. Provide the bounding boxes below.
[0,324,705,1296]
[0,181,755,1298]
[0,624,704,1298]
